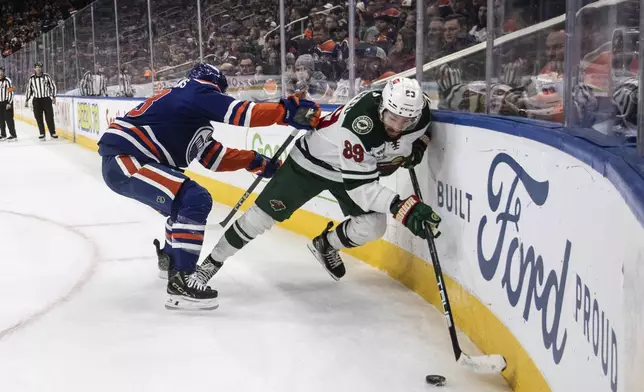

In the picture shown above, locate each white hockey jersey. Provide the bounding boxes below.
[289,90,432,214]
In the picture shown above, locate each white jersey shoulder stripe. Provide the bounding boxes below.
[224,100,241,124]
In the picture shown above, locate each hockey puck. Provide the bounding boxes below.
[425,374,446,386]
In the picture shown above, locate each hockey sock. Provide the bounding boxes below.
[326,220,359,249]
[163,217,174,253]
[211,205,275,262]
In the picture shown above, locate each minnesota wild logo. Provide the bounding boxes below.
[352,115,373,135]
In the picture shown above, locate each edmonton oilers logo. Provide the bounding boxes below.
[186,126,214,163]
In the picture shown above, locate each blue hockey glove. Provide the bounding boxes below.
[280,95,321,130]
[247,152,282,178]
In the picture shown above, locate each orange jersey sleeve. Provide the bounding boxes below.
[197,140,254,172]
[225,101,286,128]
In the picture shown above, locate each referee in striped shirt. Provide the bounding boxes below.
[80,64,108,97]
[25,61,57,140]
[0,66,17,141]
[118,65,135,97]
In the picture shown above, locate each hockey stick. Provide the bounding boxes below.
[408,167,506,374]
[219,127,301,227]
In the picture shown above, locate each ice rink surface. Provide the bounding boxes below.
[0,122,511,392]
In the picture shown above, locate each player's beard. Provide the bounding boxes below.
[384,126,403,141]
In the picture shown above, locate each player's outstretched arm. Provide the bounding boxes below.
[192,85,321,131]
[195,139,280,179]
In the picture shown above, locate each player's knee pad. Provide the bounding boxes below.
[173,180,213,224]
[236,204,275,239]
[336,212,387,247]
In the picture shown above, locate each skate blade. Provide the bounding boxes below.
[165,295,219,311]
[306,243,341,281]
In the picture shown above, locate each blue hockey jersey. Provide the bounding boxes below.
[98,78,288,171]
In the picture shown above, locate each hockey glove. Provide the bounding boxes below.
[280,95,321,130]
[247,151,282,178]
[500,58,527,87]
[436,64,462,95]
[403,134,430,168]
[390,195,441,239]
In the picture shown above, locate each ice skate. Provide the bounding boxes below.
[7,136,16,142]
[194,255,224,285]
[153,238,172,279]
[165,270,219,310]
[307,222,345,280]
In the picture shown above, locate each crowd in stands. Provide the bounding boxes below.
[2,0,640,141]
[193,0,567,103]
[0,0,89,57]
[2,0,564,100]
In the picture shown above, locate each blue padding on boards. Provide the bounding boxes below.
[431,110,644,227]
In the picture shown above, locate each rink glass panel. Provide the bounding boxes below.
[422,50,488,114]
[50,26,65,94]
[200,0,283,102]
[568,0,640,142]
[116,0,152,97]
[93,0,119,94]
[0,0,642,154]
[75,6,96,92]
[149,0,200,92]
[63,17,78,95]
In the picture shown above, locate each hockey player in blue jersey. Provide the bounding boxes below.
[98,63,321,310]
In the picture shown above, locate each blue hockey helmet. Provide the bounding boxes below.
[188,63,228,94]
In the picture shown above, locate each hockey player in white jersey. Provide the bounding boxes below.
[195,77,441,283]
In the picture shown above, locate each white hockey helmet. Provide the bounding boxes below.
[379,77,425,134]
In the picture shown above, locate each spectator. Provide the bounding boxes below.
[426,17,445,61]
[469,5,487,42]
[324,15,338,31]
[289,53,331,101]
[541,29,565,75]
[373,12,398,50]
[1,0,90,57]
[389,29,416,73]
[442,14,476,55]
[263,51,280,75]
[313,26,337,58]
[238,54,256,76]
[402,13,416,32]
